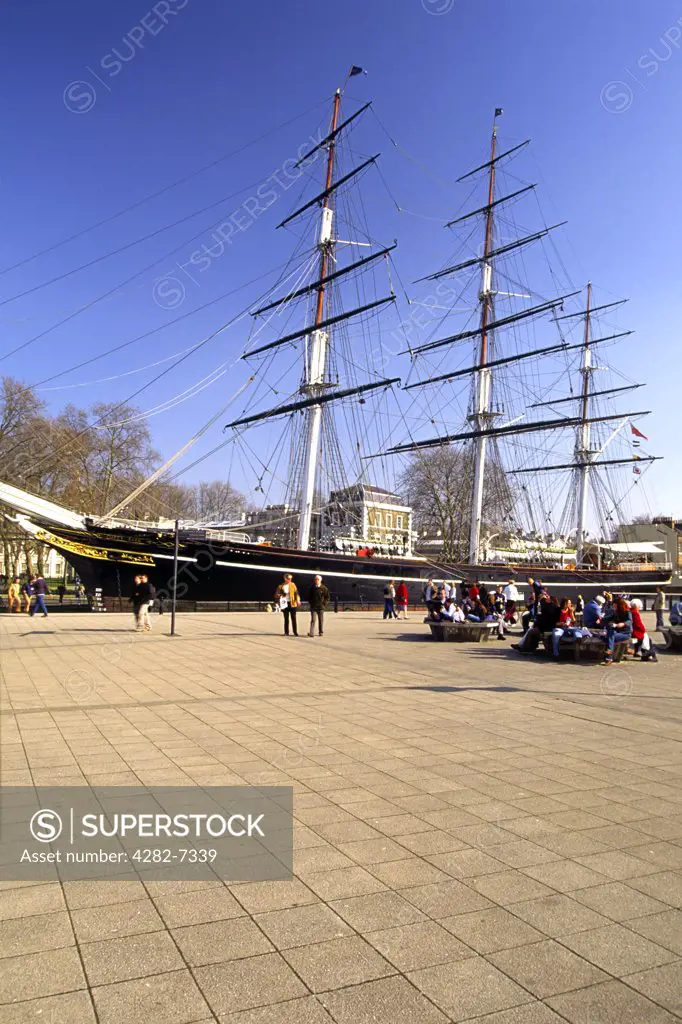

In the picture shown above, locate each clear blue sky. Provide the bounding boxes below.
[1,0,679,517]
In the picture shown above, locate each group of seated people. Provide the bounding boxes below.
[424,579,518,641]
[512,590,658,664]
[425,575,676,664]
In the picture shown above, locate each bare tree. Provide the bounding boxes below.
[399,445,516,560]
[0,379,250,582]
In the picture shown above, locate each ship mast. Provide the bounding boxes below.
[468,111,499,564]
[297,89,341,551]
[370,123,661,556]
[575,281,593,565]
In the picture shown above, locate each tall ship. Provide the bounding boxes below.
[0,77,670,604]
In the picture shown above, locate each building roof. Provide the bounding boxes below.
[330,483,405,504]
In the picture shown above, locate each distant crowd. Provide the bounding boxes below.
[5,575,88,618]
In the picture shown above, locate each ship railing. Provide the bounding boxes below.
[94,517,251,544]
[94,517,171,531]
[196,529,252,543]
[611,561,673,572]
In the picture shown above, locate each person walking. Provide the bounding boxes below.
[8,577,21,613]
[130,575,156,631]
[74,580,83,605]
[57,582,66,605]
[274,574,300,636]
[395,580,409,620]
[130,575,143,630]
[502,579,519,625]
[29,575,49,618]
[383,580,397,619]
[307,575,329,636]
[139,575,156,631]
[653,587,666,631]
[20,577,32,613]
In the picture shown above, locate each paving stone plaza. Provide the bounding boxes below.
[1,610,681,1023]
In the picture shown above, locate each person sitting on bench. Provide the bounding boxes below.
[670,599,682,626]
[513,595,561,652]
[551,597,576,657]
[630,599,658,662]
[439,598,464,622]
[582,594,605,633]
[603,597,632,665]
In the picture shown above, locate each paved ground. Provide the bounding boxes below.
[1,610,681,1023]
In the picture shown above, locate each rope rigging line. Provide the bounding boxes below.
[99,376,256,521]
[10,254,324,476]
[18,249,317,399]
[0,177,288,309]
[0,96,330,278]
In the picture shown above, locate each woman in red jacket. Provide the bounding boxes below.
[395,581,409,620]
[630,599,658,662]
[551,597,575,657]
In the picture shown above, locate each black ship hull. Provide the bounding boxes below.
[28,520,672,607]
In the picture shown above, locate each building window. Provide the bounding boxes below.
[386,512,393,528]
[396,515,403,529]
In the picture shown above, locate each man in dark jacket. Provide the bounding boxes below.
[513,596,561,652]
[307,575,330,637]
[131,575,156,631]
[20,577,33,613]
[29,575,49,618]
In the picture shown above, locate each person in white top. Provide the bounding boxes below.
[502,578,520,625]
[439,599,465,622]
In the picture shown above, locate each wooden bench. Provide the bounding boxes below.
[427,620,499,643]
[540,632,629,663]
[661,626,682,652]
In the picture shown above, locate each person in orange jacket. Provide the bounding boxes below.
[274,574,301,636]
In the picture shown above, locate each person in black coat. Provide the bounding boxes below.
[513,596,561,652]
[130,575,156,632]
[307,575,330,637]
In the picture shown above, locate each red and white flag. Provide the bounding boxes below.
[631,424,648,441]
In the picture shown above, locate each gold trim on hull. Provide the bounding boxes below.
[36,528,155,566]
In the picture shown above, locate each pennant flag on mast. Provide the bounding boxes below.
[495,107,504,117]
[631,424,648,440]
[349,66,367,77]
